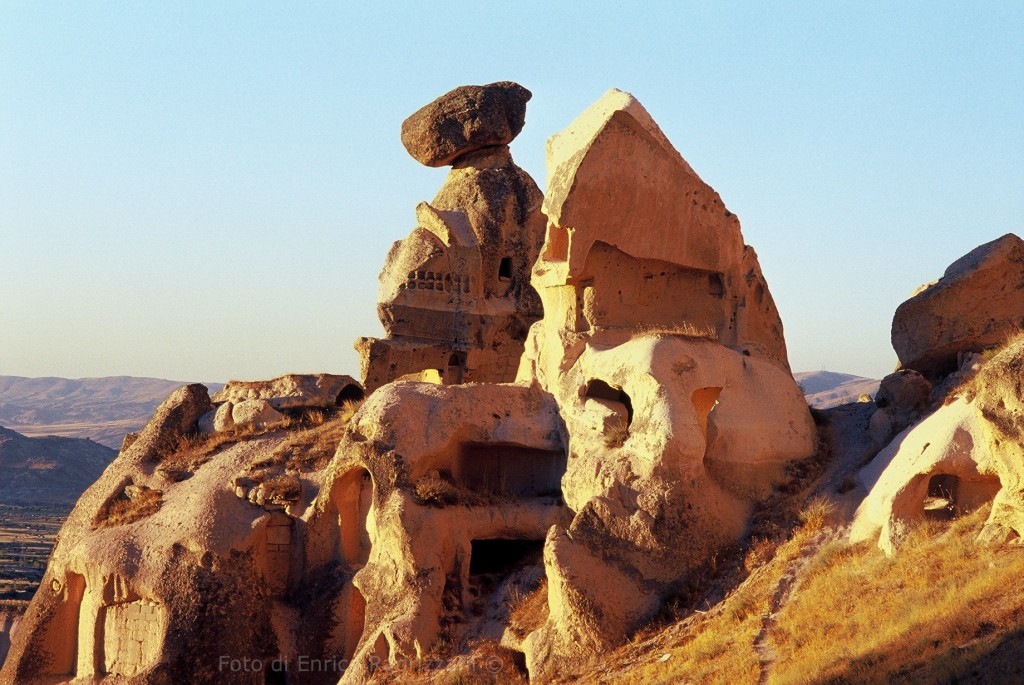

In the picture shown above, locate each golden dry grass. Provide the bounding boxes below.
[509,579,549,638]
[94,484,162,527]
[770,504,1024,684]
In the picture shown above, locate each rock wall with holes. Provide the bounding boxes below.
[853,331,1024,554]
[356,82,546,393]
[305,381,570,684]
[515,89,815,677]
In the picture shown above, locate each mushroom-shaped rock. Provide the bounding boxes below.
[401,81,532,167]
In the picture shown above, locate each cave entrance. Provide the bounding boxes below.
[455,444,566,498]
[924,474,958,521]
[923,472,1001,521]
[584,379,633,425]
[335,383,364,405]
[465,539,546,622]
[469,539,545,576]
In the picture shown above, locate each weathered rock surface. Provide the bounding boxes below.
[358,82,545,392]
[0,382,346,684]
[306,381,569,683]
[5,87,818,685]
[401,81,531,167]
[212,373,363,411]
[515,88,816,675]
[892,233,1024,379]
[867,369,933,445]
[851,397,1000,554]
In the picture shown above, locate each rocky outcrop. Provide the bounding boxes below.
[0,384,296,683]
[307,381,569,683]
[854,237,1024,553]
[356,81,546,392]
[892,233,1024,379]
[516,88,816,675]
[4,87,817,685]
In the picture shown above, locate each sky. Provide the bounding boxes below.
[1,2,1021,383]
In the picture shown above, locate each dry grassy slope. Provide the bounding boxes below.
[0,426,115,505]
[0,376,224,448]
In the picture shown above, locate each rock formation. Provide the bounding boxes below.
[356,81,546,392]
[892,233,1024,379]
[514,89,815,675]
[2,87,816,685]
[854,236,1024,554]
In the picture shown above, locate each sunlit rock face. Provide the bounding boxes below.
[356,81,546,393]
[516,89,816,675]
[2,87,817,685]
[892,233,1024,380]
[852,334,1024,555]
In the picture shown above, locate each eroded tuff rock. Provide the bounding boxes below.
[892,233,1024,379]
[401,81,531,167]
[306,381,569,683]
[357,81,545,392]
[851,335,1024,554]
[516,89,815,675]
[854,235,1024,555]
[5,87,817,685]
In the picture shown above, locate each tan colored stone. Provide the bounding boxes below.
[512,88,815,676]
[853,334,1024,554]
[851,397,1000,554]
[212,373,363,411]
[307,380,569,683]
[359,88,546,392]
[231,399,286,429]
[892,233,1024,378]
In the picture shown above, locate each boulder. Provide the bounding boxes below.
[231,399,286,430]
[400,81,531,167]
[875,369,932,413]
[212,373,363,411]
[892,233,1024,379]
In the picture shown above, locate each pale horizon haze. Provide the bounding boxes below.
[2,3,1021,383]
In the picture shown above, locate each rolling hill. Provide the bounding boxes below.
[0,376,223,449]
[793,370,880,409]
[0,426,116,505]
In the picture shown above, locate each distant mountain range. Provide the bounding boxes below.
[0,426,116,505]
[793,370,880,409]
[0,376,223,449]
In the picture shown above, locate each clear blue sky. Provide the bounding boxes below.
[1,2,1021,382]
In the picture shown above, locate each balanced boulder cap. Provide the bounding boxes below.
[401,81,532,167]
